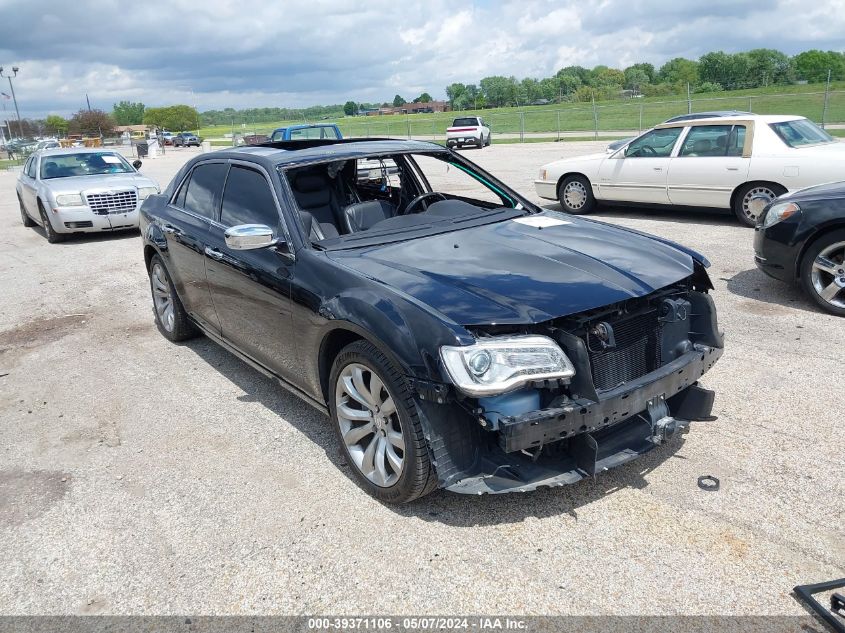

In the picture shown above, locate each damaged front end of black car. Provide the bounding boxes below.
[423,272,723,495]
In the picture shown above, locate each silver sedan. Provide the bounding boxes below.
[15,148,160,243]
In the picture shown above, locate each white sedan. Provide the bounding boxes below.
[535,114,845,226]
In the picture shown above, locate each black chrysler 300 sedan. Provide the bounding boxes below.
[140,139,723,503]
[754,181,845,317]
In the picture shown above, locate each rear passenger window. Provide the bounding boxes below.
[220,165,280,229]
[679,125,732,157]
[26,157,37,178]
[183,162,227,219]
[173,173,190,208]
[727,125,746,156]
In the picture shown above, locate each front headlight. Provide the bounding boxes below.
[762,201,800,228]
[440,335,575,396]
[137,186,159,200]
[55,193,83,206]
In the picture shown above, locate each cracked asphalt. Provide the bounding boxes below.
[0,142,841,616]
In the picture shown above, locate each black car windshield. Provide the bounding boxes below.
[283,151,526,249]
[40,152,134,179]
[769,119,835,147]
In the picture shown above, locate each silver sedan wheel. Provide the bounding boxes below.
[151,263,175,332]
[563,180,587,210]
[335,362,404,488]
[741,186,777,223]
[810,241,845,309]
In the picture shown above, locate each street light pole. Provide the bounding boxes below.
[0,67,23,137]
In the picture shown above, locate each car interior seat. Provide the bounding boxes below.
[343,200,397,233]
[43,161,60,178]
[289,172,344,238]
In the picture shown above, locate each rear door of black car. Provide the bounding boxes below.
[204,162,299,384]
[163,160,227,333]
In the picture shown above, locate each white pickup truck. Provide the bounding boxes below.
[445,116,491,149]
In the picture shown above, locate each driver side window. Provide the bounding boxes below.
[409,154,511,206]
[625,128,683,158]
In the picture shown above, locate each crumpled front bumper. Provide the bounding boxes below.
[50,206,140,234]
[436,344,723,495]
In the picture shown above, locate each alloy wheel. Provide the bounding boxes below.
[563,180,587,210]
[335,362,405,487]
[810,241,845,310]
[741,186,777,223]
[151,262,175,332]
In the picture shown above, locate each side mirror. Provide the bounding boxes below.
[132,159,142,169]
[224,224,277,250]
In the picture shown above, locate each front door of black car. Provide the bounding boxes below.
[204,163,299,384]
[166,161,227,334]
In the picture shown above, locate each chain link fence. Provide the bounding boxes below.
[214,89,845,145]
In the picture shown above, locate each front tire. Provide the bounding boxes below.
[19,196,35,227]
[799,229,845,317]
[148,254,198,341]
[38,201,64,243]
[733,182,785,227]
[329,340,437,503]
[558,175,596,214]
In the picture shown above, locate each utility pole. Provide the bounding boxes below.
[822,69,832,129]
[86,94,92,111]
[591,95,598,140]
[0,67,23,137]
[687,82,692,114]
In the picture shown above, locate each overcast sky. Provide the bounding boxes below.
[1,0,844,118]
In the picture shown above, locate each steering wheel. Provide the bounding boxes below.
[638,145,657,157]
[403,191,447,215]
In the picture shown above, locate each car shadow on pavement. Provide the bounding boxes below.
[184,336,688,526]
[33,227,140,245]
[539,202,734,226]
[725,268,820,314]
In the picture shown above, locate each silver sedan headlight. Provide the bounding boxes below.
[440,335,575,396]
[137,186,159,200]
[54,193,83,207]
[762,201,800,228]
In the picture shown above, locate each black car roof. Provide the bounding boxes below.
[211,138,444,166]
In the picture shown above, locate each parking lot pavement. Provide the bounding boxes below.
[0,142,842,616]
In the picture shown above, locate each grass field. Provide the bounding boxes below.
[198,81,845,141]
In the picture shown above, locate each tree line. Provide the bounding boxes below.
[444,49,845,109]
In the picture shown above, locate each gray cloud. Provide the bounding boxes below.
[0,0,843,118]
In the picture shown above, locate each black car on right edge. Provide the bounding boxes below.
[755,181,845,316]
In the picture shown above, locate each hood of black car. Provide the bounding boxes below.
[329,212,696,325]
[782,180,845,202]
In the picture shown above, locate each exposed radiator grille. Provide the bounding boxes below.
[584,310,662,391]
[85,190,137,215]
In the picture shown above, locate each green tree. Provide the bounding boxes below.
[658,57,699,86]
[793,50,845,82]
[520,77,542,103]
[68,109,115,137]
[593,67,625,88]
[143,105,200,131]
[112,101,145,125]
[623,67,651,91]
[557,73,582,96]
[445,82,466,107]
[556,65,591,85]
[746,49,794,86]
[44,114,69,136]
[392,94,406,107]
[479,75,513,107]
[624,63,655,84]
[413,92,432,103]
[343,101,357,116]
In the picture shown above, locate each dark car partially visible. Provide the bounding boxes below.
[754,181,845,316]
[139,138,723,503]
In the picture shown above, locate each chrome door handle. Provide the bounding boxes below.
[161,225,180,235]
[726,167,739,171]
[204,247,224,260]
[653,167,663,171]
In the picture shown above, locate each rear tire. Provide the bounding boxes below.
[799,229,845,317]
[329,340,438,503]
[477,135,484,149]
[148,254,198,341]
[558,175,596,214]
[485,133,492,147]
[733,182,786,227]
[38,201,64,243]
[19,196,35,227]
